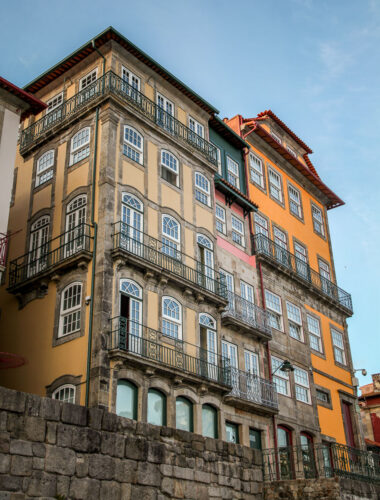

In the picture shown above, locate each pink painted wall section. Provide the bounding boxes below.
[215,190,245,217]
[217,235,257,266]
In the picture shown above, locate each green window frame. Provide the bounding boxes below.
[147,389,166,426]
[176,397,193,432]
[202,404,218,439]
[226,421,239,444]
[116,380,138,420]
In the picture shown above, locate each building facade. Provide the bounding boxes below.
[360,374,380,452]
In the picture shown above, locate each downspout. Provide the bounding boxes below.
[85,43,105,407]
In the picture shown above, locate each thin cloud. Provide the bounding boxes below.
[319,42,353,79]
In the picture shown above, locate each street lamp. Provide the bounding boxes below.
[272,360,294,376]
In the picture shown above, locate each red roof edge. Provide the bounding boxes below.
[0,76,47,119]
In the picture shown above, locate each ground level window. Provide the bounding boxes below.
[202,404,218,438]
[249,428,262,450]
[147,389,166,426]
[176,397,193,432]
[116,380,137,420]
[52,385,75,404]
[226,422,239,444]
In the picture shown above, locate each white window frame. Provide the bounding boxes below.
[272,356,290,396]
[52,384,76,403]
[312,203,325,237]
[226,156,240,189]
[286,302,303,341]
[231,215,245,247]
[244,349,259,375]
[273,227,287,250]
[286,145,297,158]
[162,296,182,339]
[70,127,90,166]
[189,116,204,138]
[215,205,226,234]
[249,152,264,188]
[271,130,282,145]
[265,290,283,331]
[254,213,269,238]
[331,328,346,365]
[161,150,179,186]
[36,150,54,187]
[46,92,63,113]
[80,69,98,90]
[194,172,211,206]
[307,314,322,353]
[162,214,180,259]
[288,183,302,218]
[294,367,311,404]
[58,282,82,337]
[316,389,330,404]
[268,167,283,203]
[121,66,141,91]
[123,126,143,165]
[219,268,234,294]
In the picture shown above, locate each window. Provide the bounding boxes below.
[80,69,97,90]
[274,227,287,250]
[219,269,234,294]
[226,156,240,188]
[307,314,322,352]
[121,66,140,92]
[197,234,214,284]
[161,150,179,186]
[215,205,226,234]
[331,329,346,365]
[286,302,303,341]
[226,422,239,444]
[199,314,218,379]
[195,172,211,206]
[271,130,282,145]
[116,380,137,419]
[254,213,269,238]
[123,126,143,165]
[162,214,180,259]
[249,429,262,450]
[162,297,182,339]
[52,385,75,404]
[28,215,50,277]
[121,193,143,246]
[231,215,245,246]
[157,93,174,132]
[249,153,264,188]
[294,241,309,279]
[312,204,325,236]
[202,404,217,438]
[288,184,302,218]
[221,341,238,371]
[287,145,297,158]
[273,227,289,266]
[189,116,204,138]
[120,279,143,341]
[244,350,259,375]
[36,150,54,186]
[277,426,292,448]
[176,397,193,432]
[212,143,222,174]
[272,356,290,396]
[70,128,90,165]
[316,389,330,404]
[47,92,63,113]
[265,290,283,331]
[294,367,311,404]
[318,259,333,296]
[59,283,82,337]
[65,195,87,256]
[147,389,166,426]
[268,167,283,202]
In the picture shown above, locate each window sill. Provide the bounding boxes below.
[68,156,90,171]
[289,210,305,224]
[122,153,145,169]
[250,180,267,194]
[53,329,83,347]
[160,177,182,193]
[268,194,285,209]
[34,179,54,193]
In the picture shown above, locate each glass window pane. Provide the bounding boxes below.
[176,397,193,432]
[116,380,137,419]
[147,389,166,426]
[249,429,262,450]
[226,422,239,444]
[202,404,217,438]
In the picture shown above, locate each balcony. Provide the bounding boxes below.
[20,71,218,166]
[108,317,231,391]
[221,291,272,341]
[263,443,380,483]
[8,224,93,292]
[112,222,228,306]
[0,233,8,271]
[224,368,278,414]
[253,234,353,316]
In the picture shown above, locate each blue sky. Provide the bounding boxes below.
[1,0,378,386]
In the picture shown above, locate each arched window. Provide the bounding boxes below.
[123,126,143,165]
[36,150,54,186]
[121,193,143,245]
[300,432,315,478]
[162,214,180,259]
[116,380,138,420]
[176,397,193,432]
[197,234,215,292]
[28,215,50,277]
[147,389,166,426]
[120,279,142,345]
[162,297,182,339]
[195,172,210,206]
[202,404,218,438]
[199,314,218,380]
[161,150,179,186]
[70,127,90,165]
[59,282,82,337]
[277,425,292,448]
[52,384,76,404]
[65,195,87,256]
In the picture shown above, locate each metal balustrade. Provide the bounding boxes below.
[229,367,278,409]
[253,233,353,314]
[112,222,228,301]
[20,72,218,165]
[8,223,93,289]
[222,290,272,337]
[0,233,8,269]
[262,443,380,483]
[109,317,231,387]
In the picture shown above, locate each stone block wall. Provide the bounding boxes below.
[0,386,263,499]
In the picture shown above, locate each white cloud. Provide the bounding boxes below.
[319,41,353,79]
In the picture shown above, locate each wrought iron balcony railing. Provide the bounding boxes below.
[222,290,272,338]
[8,223,93,289]
[229,367,278,410]
[109,317,231,387]
[20,71,218,165]
[253,233,353,315]
[262,443,380,483]
[112,222,228,301]
[0,232,8,269]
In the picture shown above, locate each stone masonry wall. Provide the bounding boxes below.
[0,386,263,499]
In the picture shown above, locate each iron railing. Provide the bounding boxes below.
[222,291,272,337]
[229,367,278,409]
[109,317,231,386]
[20,71,218,165]
[8,223,93,288]
[262,443,380,483]
[253,233,353,314]
[0,233,8,269]
[113,222,228,300]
